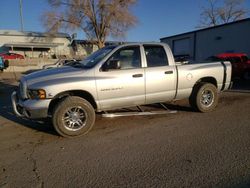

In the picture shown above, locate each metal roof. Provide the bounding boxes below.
[4,42,64,48]
[0,30,71,39]
[160,18,250,41]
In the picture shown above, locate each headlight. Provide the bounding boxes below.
[28,89,46,99]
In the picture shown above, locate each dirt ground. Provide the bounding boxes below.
[0,78,250,188]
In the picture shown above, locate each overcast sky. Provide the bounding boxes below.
[0,0,249,42]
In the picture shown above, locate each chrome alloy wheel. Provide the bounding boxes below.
[62,106,87,131]
[200,89,214,107]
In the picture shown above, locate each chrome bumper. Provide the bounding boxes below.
[11,91,25,117]
[11,91,51,119]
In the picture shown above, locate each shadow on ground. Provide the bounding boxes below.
[0,80,56,136]
[230,79,250,91]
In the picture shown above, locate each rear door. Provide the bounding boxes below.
[143,45,177,104]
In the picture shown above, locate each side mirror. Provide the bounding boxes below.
[102,59,121,71]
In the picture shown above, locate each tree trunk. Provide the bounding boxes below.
[97,40,105,49]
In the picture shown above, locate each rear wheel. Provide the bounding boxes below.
[189,83,218,113]
[52,96,95,137]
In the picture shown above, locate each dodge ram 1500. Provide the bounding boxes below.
[12,43,232,137]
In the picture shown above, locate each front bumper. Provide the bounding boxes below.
[11,91,51,119]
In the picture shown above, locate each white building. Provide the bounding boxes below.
[160,18,250,61]
[0,30,72,58]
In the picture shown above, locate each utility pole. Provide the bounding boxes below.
[19,0,24,31]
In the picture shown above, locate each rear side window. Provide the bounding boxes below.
[144,45,168,67]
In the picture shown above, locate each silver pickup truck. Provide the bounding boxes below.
[12,43,232,137]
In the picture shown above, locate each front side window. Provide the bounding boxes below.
[103,46,141,70]
[144,45,168,67]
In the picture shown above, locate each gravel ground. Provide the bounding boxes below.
[0,78,250,188]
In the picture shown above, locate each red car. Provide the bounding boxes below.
[208,53,250,80]
[0,52,24,60]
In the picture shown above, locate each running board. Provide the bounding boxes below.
[102,103,177,118]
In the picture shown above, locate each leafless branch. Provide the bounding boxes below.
[198,0,248,28]
[42,0,137,48]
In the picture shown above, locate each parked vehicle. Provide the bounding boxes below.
[11,43,232,137]
[0,57,5,71]
[42,59,78,69]
[207,53,250,80]
[0,52,24,60]
[0,57,9,71]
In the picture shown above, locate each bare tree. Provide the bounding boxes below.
[42,0,137,48]
[198,0,248,28]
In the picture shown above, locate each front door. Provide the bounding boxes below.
[95,46,145,110]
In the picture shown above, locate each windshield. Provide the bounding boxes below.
[79,46,116,68]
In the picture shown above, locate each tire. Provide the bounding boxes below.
[189,83,218,113]
[52,96,95,137]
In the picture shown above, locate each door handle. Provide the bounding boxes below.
[165,71,173,74]
[132,74,143,78]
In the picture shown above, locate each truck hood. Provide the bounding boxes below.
[24,66,89,86]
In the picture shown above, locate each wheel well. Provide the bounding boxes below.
[48,90,97,115]
[190,77,218,100]
[196,77,217,88]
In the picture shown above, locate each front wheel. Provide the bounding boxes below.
[52,96,95,137]
[189,83,218,113]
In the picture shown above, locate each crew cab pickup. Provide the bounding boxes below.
[11,43,232,137]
